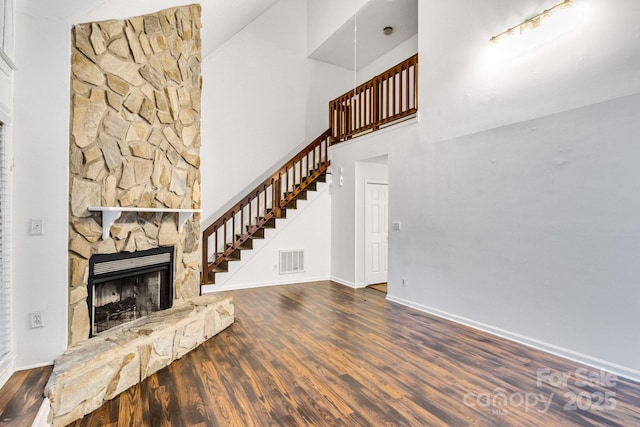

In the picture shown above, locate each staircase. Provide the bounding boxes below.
[200,55,419,288]
[201,129,331,285]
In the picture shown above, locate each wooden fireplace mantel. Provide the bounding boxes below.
[88,207,202,240]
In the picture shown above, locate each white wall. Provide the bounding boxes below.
[388,94,640,380]
[420,0,640,142]
[200,0,351,219]
[329,122,417,287]
[12,11,70,368]
[329,0,640,381]
[378,0,640,380]
[357,34,417,85]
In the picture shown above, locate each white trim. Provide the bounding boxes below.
[328,118,418,153]
[387,294,640,383]
[201,275,331,293]
[14,361,54,371]
[0,48,15,71]
[330,276,367,289]
[32,398,51,427]
[0,350,14,388]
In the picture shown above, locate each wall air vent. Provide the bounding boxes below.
[279,249,304,274]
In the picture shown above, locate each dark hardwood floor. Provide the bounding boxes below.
[16,281,640,426]
[0,364,52,426]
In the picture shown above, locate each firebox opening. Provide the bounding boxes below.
[88,246,174,337]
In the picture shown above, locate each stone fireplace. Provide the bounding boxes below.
[88,246,174,336]
[67,4,204,345]
[46,6,235,426]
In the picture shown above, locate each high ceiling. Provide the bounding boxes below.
[309,0,418,71]
[20,0,280,58]
[20,0,416,68]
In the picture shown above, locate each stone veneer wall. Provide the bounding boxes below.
[68,5,202,346]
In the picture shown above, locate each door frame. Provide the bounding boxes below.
[354,157,389,288]
[363,179,388,286]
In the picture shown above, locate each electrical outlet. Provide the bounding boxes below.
[30,311,44,328]
[30,219,44,235]
[392,222,401,231]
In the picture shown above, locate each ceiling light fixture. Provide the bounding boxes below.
[383,26,394,36]
[489,0,573,44]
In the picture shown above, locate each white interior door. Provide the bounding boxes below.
[365,182,388,285]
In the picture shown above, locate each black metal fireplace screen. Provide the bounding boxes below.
[88,246,174,337]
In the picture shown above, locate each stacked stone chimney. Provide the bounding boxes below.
[68,5,202,346]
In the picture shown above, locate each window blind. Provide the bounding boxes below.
[0,123,11,363]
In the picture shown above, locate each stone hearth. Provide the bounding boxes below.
[46,294,234,427]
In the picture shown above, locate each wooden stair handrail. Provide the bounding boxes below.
[202,129,332,284]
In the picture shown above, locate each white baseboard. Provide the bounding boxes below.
[32,397,51,427]
[15,361,54,371]
[329,276,357,288]
[202,275,331,293]
[0,351,15,389]
[387,294,640,383]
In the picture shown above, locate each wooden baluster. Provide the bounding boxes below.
[272,175,280,217]
[336,100,340,139]
[369,83,374,127]
[312,146,316,173]
[214,228,218,261]
[355,89,359,131]
[324,136,328,165]
[263,186,267,216]
[386,74,391,121]
[240,204,244,240]
[404,65,409,111]
[346,98,351,138]
[303,154,308,179]
[202,231,209,281]
[392,72,396,118]
[359,88,364,130]
[373,77,380,130]
[223,220,227,255]
[232,211,236,246]
[329,101,333,139]
[414,59,418,110]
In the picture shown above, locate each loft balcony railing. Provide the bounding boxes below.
[329,53,418,144]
